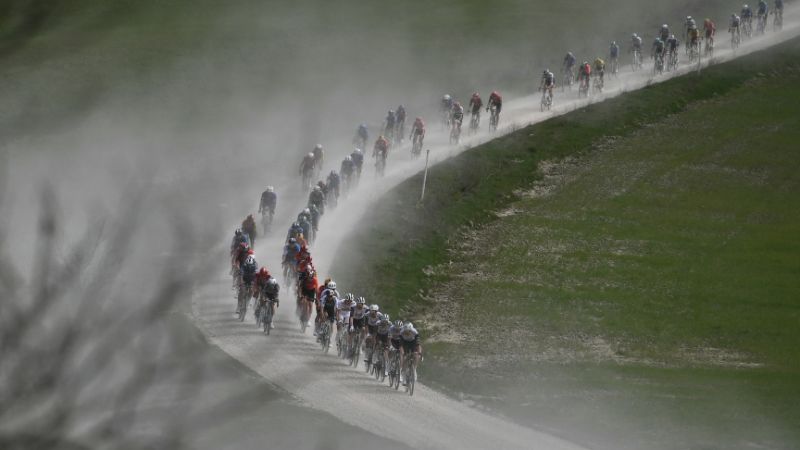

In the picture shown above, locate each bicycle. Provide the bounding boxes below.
[667,49,679,71]
[773,9,783,31]
[592,75,603,94]
[375,152,387,178]
[350,329,364,367]
[577,77,589,98]
[449,118,462,145]
[402,353,417,396]
[609,57,619,77]
[631,49,642,71]
[539,87,552,112]
[388,347,401,389]
[704,37,714,57]
[372,342,386,382]
[488,106,499,132]
[363,335,375,373]
[468,111,480,135]
[688,39,700,63]
[561,67,574,91]
[256,297,276,335]
[319,320,331,353]
[260,209,273,234]
[236,282,250,322]
[730,28,741,50]
[742,17,753,38]
[757,13,767,35]
[653,53,665,76]
[411,133,423,158]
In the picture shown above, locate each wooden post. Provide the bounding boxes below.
[419,149,430,203]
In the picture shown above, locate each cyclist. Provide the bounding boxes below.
[384,110,396,141]
[774,0,783,20]
[652,37,666,67]
[353,124,368,150]
[365,304,383,364]
[703,18,716,46]
[730,13,742,35]
[659,23,671,42]
[230,228,250,255]
[373,135,389,167]
[577,61,591,91]
[486,91,502,117]
[757,0,769,28]
[593,58,605,87]
[326,170,340,204]
[399,322,422,384]
[317,281,339,343]
[231,241,250,285]
[540,69,555,99]
[609,41,620,71]
[389,319,404,354]
[312,144,324,174]
[440,95,453,125]
[395,105,406,141]
[688,26,700,54]
[630,33,643,65]
[241,214,257,248]
[562,52,577,78]
[299,152,315,187]
[410,117,425,150]
[308,185,325,215]
[259,186,276,225]
[350,148,364,181]
[237,252,258,313]
[351,297,369,356]
[468,92,482,126]
[299,266,318,328]
[741,4,753,31]
[340,156,355,188]
[254,268,279,328]
[375,313,393,376]
[451,101,464,133]
[337,293,356,351]
[667,34,680,61]
[282,237,300,272]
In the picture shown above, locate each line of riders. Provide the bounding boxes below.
[541,0,784,107]
[229,179,424,389]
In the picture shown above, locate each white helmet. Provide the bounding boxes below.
[403,322,414,331]
[266,186,274,193]
[307,152,314,158]
[327,281,336,290]
[345,155,352,162]
[315,144,323,150]
[303,208,310,215]
[268,278,278,285]
[370,304,379,312]
[357,296,366,304]
[443,94,451,101]
[245,255,256,265]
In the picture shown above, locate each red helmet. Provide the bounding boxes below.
[258,267,269,276]
[247,249,255,255]
[472,92,480,98]
[491,90,499,96]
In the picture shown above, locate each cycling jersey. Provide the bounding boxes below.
[610,45,619,58]
[337,299,355,321]
[352,304,368,320]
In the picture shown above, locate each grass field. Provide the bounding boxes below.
[335,38,800,449]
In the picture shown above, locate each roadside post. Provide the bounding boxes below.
[419,149,430,204]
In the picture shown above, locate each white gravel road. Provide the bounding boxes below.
[192,12,800,450]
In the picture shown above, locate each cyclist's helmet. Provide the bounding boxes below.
[314,144,323,151]
[632,33,637,38]
[346,293,354,302]
[303,207,310,215]
[382,314,391,322]
[266,186,273,193]
[415,116,423,122]
[327,281,336,290]
[307,152,314,159]
[258,267,269,276]
[246,253,255,261]
[443,94,451,101]
[359,123,367,131]
[404,322,414,331]
[288,237,297,245]
[234,228,242,236]
[394,320,403,328]
[543,69,549,75]
[345,155,352,162]
[370,304,380,312]
[388,110,394,116]
[268,278,278,286]
[567,51,574,57]
[472,92,480,98]
[662,23,668,28]
[611,41,616,45]
[670,34,676,39]
[357,297,366,304]
[687,15,693,20]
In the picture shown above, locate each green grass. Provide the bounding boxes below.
[335,38,800,449]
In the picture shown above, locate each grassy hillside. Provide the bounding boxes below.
[335,38,800,449]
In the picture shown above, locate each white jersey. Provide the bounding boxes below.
[366,311,383,327]
[400,328,419,342]
[376,319,391,335]
[352,304,368,320]
[337,299,355,320]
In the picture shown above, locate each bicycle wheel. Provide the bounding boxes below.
[264,307,273,335]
